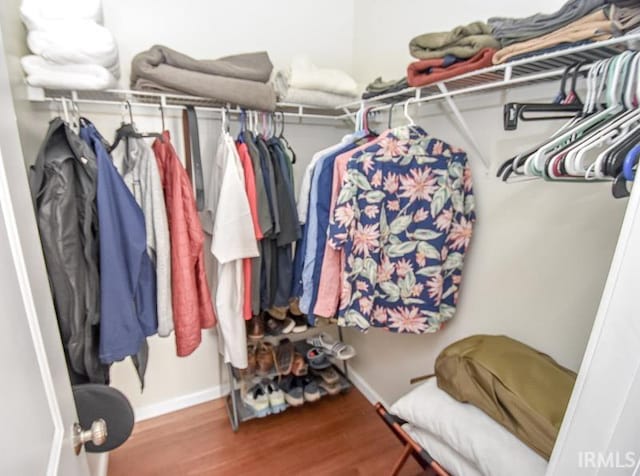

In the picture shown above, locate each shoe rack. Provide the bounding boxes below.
[224,325,353,432]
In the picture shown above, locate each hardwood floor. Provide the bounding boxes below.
[107,389,424,476]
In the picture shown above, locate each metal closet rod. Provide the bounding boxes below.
[45,96,344,121]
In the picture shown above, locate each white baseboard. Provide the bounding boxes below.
[131,369,384,423]
[134,384,230,422]
[347,367,389,408]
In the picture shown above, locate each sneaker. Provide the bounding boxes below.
[278,375,304,407]
[300,376,320,403]
[281,317,295,334]
[264,316,284,336]
[291,314,308,333]
[262,379,287,414]
[243,384,270,417]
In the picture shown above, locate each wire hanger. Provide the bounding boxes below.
[403,99,415,126]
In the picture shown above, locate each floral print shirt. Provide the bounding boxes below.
[327,126,475,334]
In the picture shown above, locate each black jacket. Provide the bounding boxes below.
[30,118,108,383]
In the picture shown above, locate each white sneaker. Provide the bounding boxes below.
[243,385,270,417]
[262,379,287,414]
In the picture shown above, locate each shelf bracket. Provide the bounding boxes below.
[436,82,490,170]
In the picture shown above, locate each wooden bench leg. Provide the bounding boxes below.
[391,443,414,476]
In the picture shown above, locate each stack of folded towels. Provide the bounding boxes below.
[274,56,359,108]
[406,21,499,88]
[131,46,277,111]
[20,0,120,90]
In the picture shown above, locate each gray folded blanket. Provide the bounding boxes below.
[488,0,606,46]
[131,45,276,111]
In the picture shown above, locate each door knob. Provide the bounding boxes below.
[73,418,108,455]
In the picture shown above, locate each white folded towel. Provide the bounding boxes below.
[27,21,120,78]
[21,0,103,31]
[21,55,117,90]
[278,56,359,97]
[280,87,356,108]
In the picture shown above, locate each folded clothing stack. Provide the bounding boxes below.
[492,3,640,64]
[409,21,500,60]
[488,0,606,47]
[131,46,277,111]
[407,48,496,88]
[273,56,359,108]
[20,0,120,90]
[406,21,499,88]
[361,76,411,101]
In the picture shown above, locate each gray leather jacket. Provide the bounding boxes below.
[30,118,108,383]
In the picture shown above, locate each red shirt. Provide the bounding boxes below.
[236,142,262,319]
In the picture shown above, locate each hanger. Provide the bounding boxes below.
[159,99,166,132]
[110,100,162,152]
[275,111,297,164]
[503,63,586,131]
[403,100,415,126]
[526,56,626,177]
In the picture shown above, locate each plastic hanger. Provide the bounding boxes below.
[527,56,626,176]
[110,100,161,152]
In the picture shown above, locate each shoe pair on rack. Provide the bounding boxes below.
[246,341,280,376]
[247,312,309,340]
[306,332,356,360]
[278,374,320,407]
[242,379,287,417]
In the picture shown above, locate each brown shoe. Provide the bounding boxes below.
[256,341,276,375]
[291,352,308,376]
[247,343,257,375]
[248,314,264,340]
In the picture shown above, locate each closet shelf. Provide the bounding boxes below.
[338,33,640,116]
[26,86,347,120]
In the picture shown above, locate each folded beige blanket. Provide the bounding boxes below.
[131,45,276,111]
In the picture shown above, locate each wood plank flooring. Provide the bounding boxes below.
[108,389,425,476]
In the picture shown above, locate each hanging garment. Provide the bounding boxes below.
[314,131,394,318]
[268,138,301,308]
[152,131,215,356]
[29,117,108,384]
[236,141,262,320]
[80,120,156,385]
[202,132,259,368]
[328,126,476,333]
[299,141,359,318]
[240,130,270,316]
[255,135,280,310]
[111,136,173,337]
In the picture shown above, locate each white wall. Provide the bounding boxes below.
[352,0,566,84]
[102,0,356,88]
[347,0,628,405]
